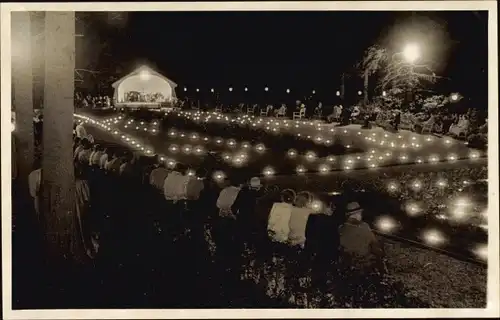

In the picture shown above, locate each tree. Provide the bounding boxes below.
[356,45,388,106]
[12,12,34,181]
[41,12,84,262]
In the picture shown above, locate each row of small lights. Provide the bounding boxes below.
[183,87,368,96]
[176,111,484,164]
[373,213,487,261]
[78,113,488,262]
[114,111,483,172]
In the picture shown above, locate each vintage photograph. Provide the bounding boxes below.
[4,2,497,317]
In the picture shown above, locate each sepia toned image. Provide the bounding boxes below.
[2,2,499,319]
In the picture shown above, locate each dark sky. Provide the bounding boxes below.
[103,11,488,102]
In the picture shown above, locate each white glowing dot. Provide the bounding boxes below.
[327,156,335,162]
[296,165,307,174]
[305,151,317,161]
[255,143,266,152]
[375,216,398,233]
[241,142,251,149]
[126,138,130,141]
[203,137,209,141]
[263,166,275,176]
[183,145,192,154]
[447,154,457,161]
[429,155,439,163]
[310,200,323,212]
[422,229,447,246]
[444,139,452,144]
[227,139,236,147]
[436,179,447,187]
[388,182,398,191]
[169,144,179,153]
[160,157,165,161]
[319,164,331,174]
[215,138,223,144]
[406,202,421,216]
[287,149,297,158]
[471,243,488,261]
[469,151,480,159]
[167,160,176,168]
[212,171,226,182]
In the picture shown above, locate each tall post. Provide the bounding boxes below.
[41,12,82,262]
[340,73,345,101]
[363,69,369,106]
[11,12,34,181]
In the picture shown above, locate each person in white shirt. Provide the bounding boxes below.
[99,148,109,169]
[77,138,93,166]
[28,164,42,217]
[90,145,104,167]
[75,123,87,139]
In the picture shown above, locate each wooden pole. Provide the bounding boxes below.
[11,12,34,181]
[41,12,83,263]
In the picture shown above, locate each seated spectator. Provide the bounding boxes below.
[338,202,384,273]
[351,105,361,120]
[449,115,470,137]
[77,138,93,165]
[267,190,295,243]
[28,161,42,217]
[149,159,170,192]
[99,148,110,169]
[288,194,314,248]
[75,122,87,139]
[163,163,189,202]
[232,177,264,246]
[216,177,241,219]
[274,104,287,117]
[89,144,104,168]
[73,139,84,160]
[74,165,95,259]
[104,150,123,174]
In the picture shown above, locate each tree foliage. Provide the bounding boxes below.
[357,45,439,98]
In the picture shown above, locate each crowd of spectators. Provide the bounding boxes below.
[75,92,112,109]
[25,118,448,306]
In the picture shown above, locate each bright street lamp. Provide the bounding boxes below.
[264,87,269,92]
[210,88,214,93]
[229,87,233,92]
[403,43,420,64]
[286,89,290,93]
[336,91,340,96]
[244,87,248,92]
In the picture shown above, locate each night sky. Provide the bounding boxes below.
[100,10,488,103]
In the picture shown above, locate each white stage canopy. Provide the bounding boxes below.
[112,66,178,104]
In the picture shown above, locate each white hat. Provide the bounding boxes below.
[249,177,262,189]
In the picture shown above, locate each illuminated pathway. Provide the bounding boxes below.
[75,111,488,263]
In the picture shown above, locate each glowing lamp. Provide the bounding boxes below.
[263,166,275,177]
[229,87,233,92]
[264,87,269,92]
[336,91,340,96]
[357,91,362,96]
[255,143,266,153]
[286,89,290,93]
[310,200,323,212]
[212,171,226,182]
[287,149,298,158]
[375,216,397,233]
[296,165,307,174]
[402,43,420,63]
[305,151,317,162]
[319,164,331,174]
[421,229,446,247]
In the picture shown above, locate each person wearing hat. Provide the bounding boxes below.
[338,202,384,273]
[231,176,264,253]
